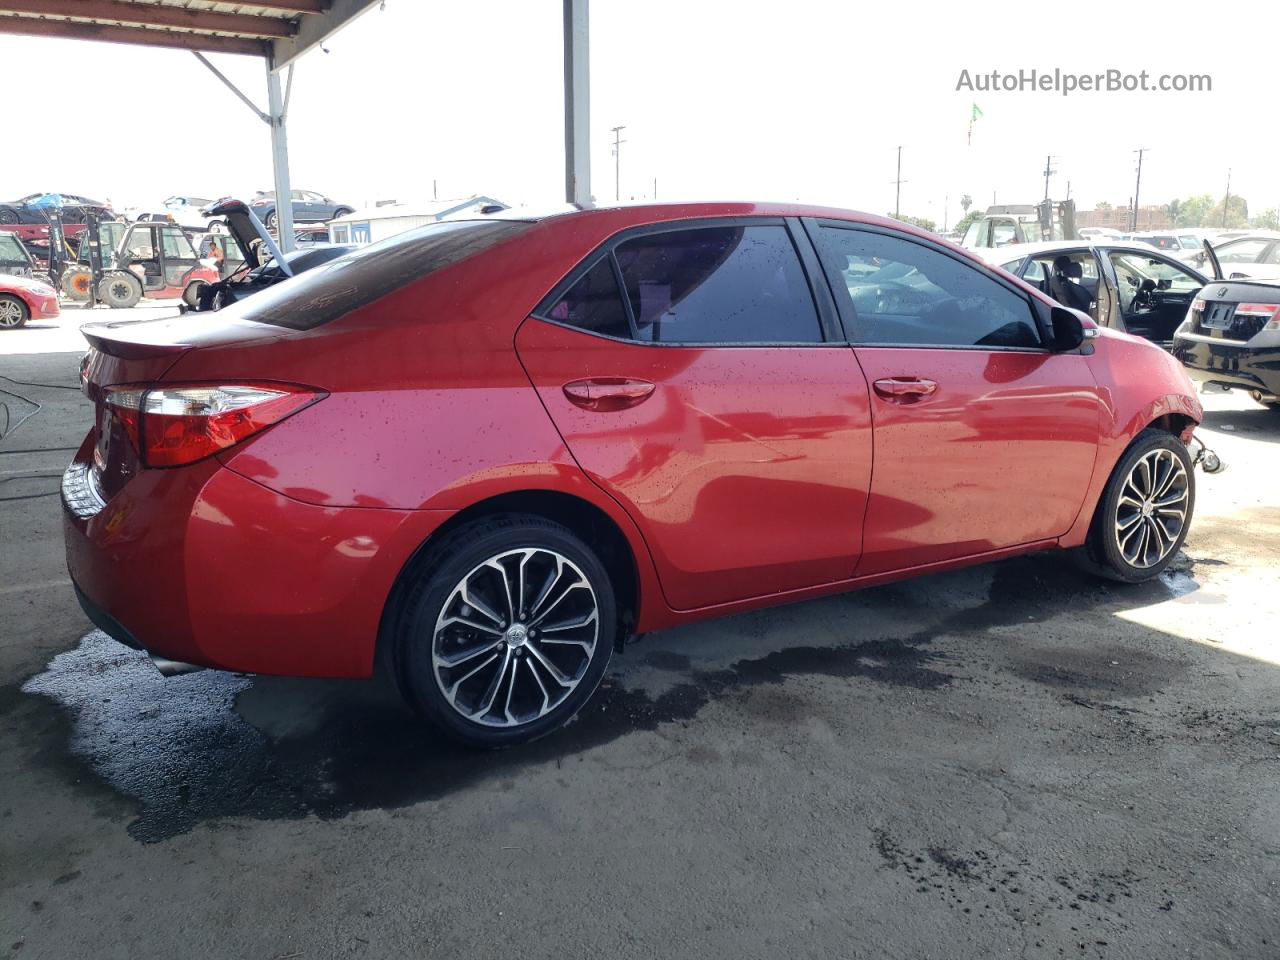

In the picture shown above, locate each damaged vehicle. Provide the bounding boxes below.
[1173,241,1280,410]
[189,198,352,311]
[987,239,1210,347]
[65,203,1215,747]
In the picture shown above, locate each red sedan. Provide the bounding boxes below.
[63,203,1203,746]
[1,274,60,328]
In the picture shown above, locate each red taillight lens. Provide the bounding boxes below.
[1234,303,1280,330]
[104,383,323,467]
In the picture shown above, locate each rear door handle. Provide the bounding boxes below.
[562,378,656,411]
[872,377,937,401]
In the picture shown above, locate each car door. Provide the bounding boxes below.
[158,225,200,290]
[516,218,874,611]
[1102,248,1205,343]
[806,221,1103,575]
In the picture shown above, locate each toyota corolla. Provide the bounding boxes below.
[64,203,1205,747]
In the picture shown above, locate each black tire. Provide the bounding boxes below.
[390,515,616,748]
[0,207,19,225]
[98,272,142,309]
[264,210,278,230]
[61,267,93,301]
[0,293,29,329]
[182,281,206,307]
[330,207,353,220]
[1080,429,1195,583]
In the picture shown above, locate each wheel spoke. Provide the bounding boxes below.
[435,638,503,668]
[526,658,551,715]
[538,611,598,633]
[529,580,589,628]
[528,557,564,619]
[461,584,505,626]
[483,559,516,622]
[472,647,513,718]
[447,651,500,698]
[439,615,504,636]
[525,642,573,686]
[1135,458,1153,498]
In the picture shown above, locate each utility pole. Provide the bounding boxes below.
[891,146,906,218]
[1222,168,1233,228]
[653,177,658,200]
[943,193,949,232]
[1131,148,1146,231]
[611,125,626,203]
[1042,155,1056,202]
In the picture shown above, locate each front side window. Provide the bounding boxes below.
[1218,238,1268,264]
[612,225,822,344]
[991,222,1018,247]
[1108,252,1202,312]
[0,234,25,261]
[816,227,1040,349]
[159,227,196,259]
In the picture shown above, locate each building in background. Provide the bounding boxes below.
[328,196,506,245]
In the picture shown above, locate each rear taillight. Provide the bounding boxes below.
[104,382,323,467]
[1234,303,1280,331]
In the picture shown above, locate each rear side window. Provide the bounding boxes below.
[614,225,822,344]
[235,219,532,330]
[548,258,630,338]
[816,227,1040,349]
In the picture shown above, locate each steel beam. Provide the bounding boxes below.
[0,14,268,54]
[563,0,590,205]
[0,1,297,37]
[266,61,296,253]
[269,0,379,71]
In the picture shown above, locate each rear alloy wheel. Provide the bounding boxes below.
[98,272,142,309]
[0,294,29,329]
[395,517,615,747]
[1083,429,1194,582]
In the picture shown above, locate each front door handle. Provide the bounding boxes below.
[563,378,656,411]
[872,377,937,402]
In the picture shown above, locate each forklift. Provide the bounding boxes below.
[62,215,218,308]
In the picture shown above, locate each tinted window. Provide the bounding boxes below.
[817,227,1040,348]
[548,258,630,338]
[613,225,822,344]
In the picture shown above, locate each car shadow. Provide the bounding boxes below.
[12,548,1229,843]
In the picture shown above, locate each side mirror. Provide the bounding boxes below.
[1049,306,1092,351]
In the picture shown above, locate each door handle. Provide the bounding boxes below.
[872,377,937,401]
[562,378,656,411]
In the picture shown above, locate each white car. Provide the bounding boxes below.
[1180,233,1280,280]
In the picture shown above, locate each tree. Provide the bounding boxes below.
[960,193,973,215]
[1206,195,1248,229]
[1094,201,1113,213]
[889,213,936,232]
[1173,193,1214,227]
[954,210,982,237]
[1255,208,1280,231]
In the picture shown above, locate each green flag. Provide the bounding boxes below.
[971,103,983,121]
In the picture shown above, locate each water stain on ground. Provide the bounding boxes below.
[17,626,952,844]
[12,553,1203,844]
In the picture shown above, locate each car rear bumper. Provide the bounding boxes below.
[62,437,454,677]
[1172,334,1280,397]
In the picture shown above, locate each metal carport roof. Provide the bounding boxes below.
[0,1,594,247]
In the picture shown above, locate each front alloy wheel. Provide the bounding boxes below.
[1082,428,1196,582]
[1113,448,1190,569]
[394,516,616,747]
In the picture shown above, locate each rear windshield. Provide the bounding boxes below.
[235,219,532,330]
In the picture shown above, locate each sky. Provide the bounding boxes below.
[2,0,1276,229]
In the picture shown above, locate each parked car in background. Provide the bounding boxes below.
[190,198,351,310]
[249,189,353,229]
[0,231,50,283]
[986,239,1210,346]
[292,223,333,248]
[1131,232,1203,253]
[1181,234,1280,280]
[1078,227,1122,241]
[0,274,59,329]
[65,202,1208,747]
[1173,242,1280,411]
[0,192,113,226]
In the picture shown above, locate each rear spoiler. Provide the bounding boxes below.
[81,320,194,359]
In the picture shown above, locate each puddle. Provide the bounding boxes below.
[20,627,952,843]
